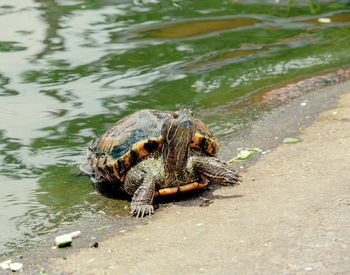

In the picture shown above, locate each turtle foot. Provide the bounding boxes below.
[131,204,154,218]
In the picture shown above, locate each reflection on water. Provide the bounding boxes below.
[1,0,350,255]
[296,11,350,24]
[136,17,261,38]
[186,44,287,69]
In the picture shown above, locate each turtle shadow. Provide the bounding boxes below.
[92,180,131,200]
[155,186,243,208]
[92,179,243,211]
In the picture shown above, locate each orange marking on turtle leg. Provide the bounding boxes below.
[154,182,208,197]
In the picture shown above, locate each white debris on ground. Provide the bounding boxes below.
[55,231,81,247]
[55,234,72,247]
[1,260,23,272]
[0,259,12,270]
[227,148,263,163]
[10,262,23,272]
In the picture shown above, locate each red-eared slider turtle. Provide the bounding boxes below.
[84,109,239,217]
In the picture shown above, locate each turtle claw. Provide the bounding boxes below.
[131,204,154,218]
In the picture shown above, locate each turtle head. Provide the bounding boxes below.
[161,109,196,171]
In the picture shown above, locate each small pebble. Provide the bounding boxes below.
[90,242,99,248]
[0,260,11,270]
[199,199,213,207]
[89,258,94,263]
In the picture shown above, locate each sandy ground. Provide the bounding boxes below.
[6,80,350,274]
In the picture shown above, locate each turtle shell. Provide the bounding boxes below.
[87,109,219,185]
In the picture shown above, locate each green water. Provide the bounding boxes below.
[1,0,350,255]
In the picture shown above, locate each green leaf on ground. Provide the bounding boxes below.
[227,149,256,163]
[200,199,213,207]
[97,225,111,231]
[283,138,299,144]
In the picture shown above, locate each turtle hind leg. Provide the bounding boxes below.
[192,157,240,186]
[129,174,155,218]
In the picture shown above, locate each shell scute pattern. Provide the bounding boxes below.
[87,109,219,189]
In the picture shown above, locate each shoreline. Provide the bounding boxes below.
[2,79,350,274]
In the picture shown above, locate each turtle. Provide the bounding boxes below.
[84,109,240,217]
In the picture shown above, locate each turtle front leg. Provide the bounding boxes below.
[130,174,156,218]
[192,157,240,185]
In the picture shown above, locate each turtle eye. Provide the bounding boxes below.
[184,109,193,116]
